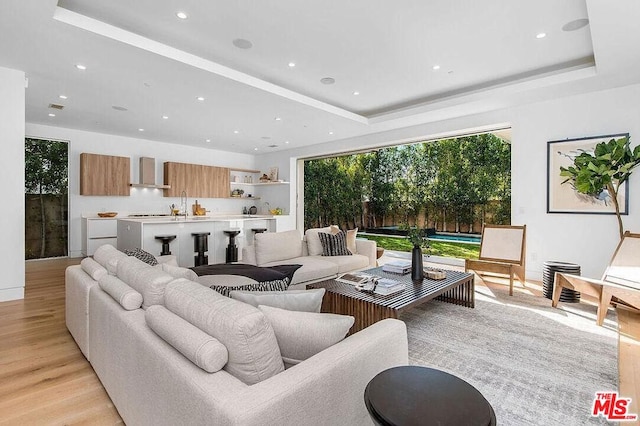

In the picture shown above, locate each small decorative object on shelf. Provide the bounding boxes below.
[259,173,270,182]
[268,166,279,181]
[97,211,118,217]
[269,207,283,215]
[231,188,244,197]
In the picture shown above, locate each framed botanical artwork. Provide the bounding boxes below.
[547,133,630,214]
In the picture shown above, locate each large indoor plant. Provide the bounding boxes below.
[560,135,640,240]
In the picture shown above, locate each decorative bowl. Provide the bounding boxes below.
[97,212,118,218]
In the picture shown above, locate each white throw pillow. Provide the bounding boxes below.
[230,289,326,312]
[146,305,228,373]
[305,226,335,256]
[258,305,354,365]
[346,228,358,254]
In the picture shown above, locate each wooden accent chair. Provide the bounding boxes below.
[552,231,640,326]
[465,224,527,296]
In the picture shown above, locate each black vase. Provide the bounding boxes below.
[411,245,424,282]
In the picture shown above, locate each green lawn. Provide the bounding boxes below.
[362,234,480,259]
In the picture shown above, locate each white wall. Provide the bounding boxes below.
[26,124,259,257]
[257,83,640,280]
[0,67,25,301]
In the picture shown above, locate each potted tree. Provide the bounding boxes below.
[560,135,640,240]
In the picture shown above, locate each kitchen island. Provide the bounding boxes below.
[117,215,280,267]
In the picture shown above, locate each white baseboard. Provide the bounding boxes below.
[0,286,25,302]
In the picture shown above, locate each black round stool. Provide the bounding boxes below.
[191,232,210,267]
[251,228,267,234]
[154,235,176,256]
[223,229,241,263]
[543,261,581,302]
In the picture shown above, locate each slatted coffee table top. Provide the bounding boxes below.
[311,267,474,311]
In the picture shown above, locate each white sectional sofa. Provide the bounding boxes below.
[242,227,377,289]
[65,244,408,426]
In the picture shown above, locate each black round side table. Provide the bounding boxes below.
[364,366,496,426]
[542,261,581,302]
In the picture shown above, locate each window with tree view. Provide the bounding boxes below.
[25,138,69,259]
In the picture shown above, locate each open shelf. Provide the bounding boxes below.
[230,181,289,186]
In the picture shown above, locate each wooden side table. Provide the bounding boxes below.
[364,366,496,426]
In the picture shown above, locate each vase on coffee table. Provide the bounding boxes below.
[411,245,424,282]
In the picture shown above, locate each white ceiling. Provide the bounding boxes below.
[1,0,639,154]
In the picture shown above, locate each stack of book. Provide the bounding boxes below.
[382,260,412,275]
[372,278,405,295]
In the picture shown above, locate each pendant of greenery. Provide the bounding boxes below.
[559,135,640,240]
[400,223,431,251]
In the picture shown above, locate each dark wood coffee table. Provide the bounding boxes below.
[308,266,474,333]
[364,366,496,426]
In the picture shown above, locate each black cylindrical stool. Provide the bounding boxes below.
[154,235,176,256]
[224,229,241,263]
[252,228,267,234]
[191,232,210,267]
[543,261,581,302]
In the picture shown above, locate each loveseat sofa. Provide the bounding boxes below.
[66,244,408,426]
[242,227,377,289]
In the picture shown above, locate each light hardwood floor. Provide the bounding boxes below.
[0,258,638,425]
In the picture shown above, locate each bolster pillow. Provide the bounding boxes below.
[81,257,108,281]
[98,275,143,311]
[145,305,228,373]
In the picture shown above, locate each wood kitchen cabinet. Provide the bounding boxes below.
[163,162,230,198]
[80,153,130,196]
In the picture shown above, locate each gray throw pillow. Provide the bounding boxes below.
[258,305,354,365]
[318,230,352,256]
[230,289,326,312]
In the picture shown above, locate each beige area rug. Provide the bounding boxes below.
[400,284,618,425]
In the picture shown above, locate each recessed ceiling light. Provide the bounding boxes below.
[233,130,239,134]
[112,105,128,111]
[328,131,334,135]
[59,95,68,99]
[254,147,258,151]
[232,38,253,49]
[196,96,205,101]
[536,32,547,39]
[138,128,144,132]
[275,117,282,121]
[353,91,360,96]
[176,11,188,19]
[288,62,296,68]
[206,139,211,143]
[284,141,290,144]
[320,77,335,85]
[162,115,169,120]
[432,65,441,70]
[562,18,589,32]
[75,64,86,70]
[48,113,56,117]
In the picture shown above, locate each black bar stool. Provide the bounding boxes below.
[154,235,176,256]
[223,229,241,263]
[191,232,211,267]
[251,228,267,234]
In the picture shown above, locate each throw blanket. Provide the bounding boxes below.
[191,263,302,283]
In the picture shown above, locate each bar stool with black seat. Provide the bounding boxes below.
[191,232,210,267]
[223,229,241,263]
[154,235,176,256]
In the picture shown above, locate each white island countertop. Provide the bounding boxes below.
[118,214,283,224]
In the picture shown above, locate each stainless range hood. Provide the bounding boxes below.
[130,157,171,189]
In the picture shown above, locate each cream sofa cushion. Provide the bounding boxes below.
[98,275,143,311]
[116,256,174,308]
[93,244,128,275]
[260,256,338,284]
[258,305,354,365]
[164,279,284,385]
[81,257,108,281]
[161,263,199,281]
[146,305,228,373]
[230,289,326,312]
[254,230,302,265]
